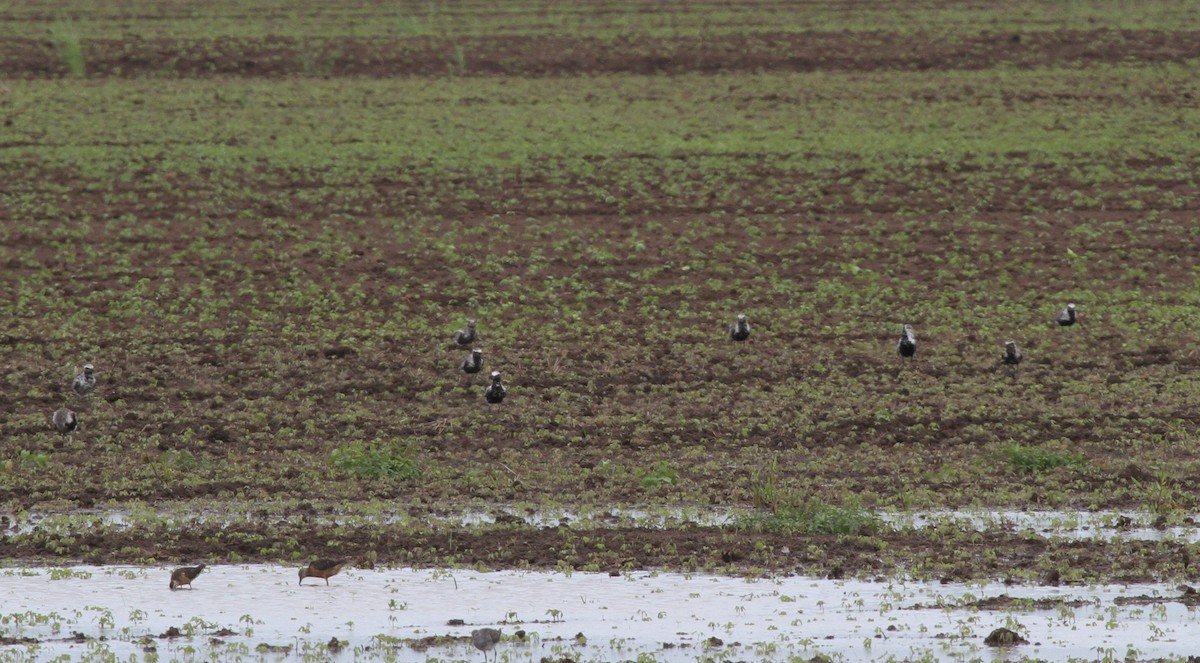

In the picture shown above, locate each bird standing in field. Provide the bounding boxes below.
[169,563,205,590]
[1002,340,1023,367]
[484,371,506,404]
[897,324,917,359]
[1056,303,1077,326]
[52,408,78,436]
[470,628,501,663]
[462,348,484,375]
[298,559,348,585]
[729,314,750,341]
[454,319,478,346]
[72,363,96,396]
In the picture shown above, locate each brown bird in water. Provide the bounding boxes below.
[298,559,348,585]
[169,563,205,590]
[470,627,501,662]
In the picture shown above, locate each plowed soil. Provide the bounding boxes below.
[2,2,1200,582]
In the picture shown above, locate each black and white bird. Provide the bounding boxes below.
[897,324,917,359]
[52,408,78,436]
[1056,303,1077,327]
[729,314,750,341]
[1002,340,1023,366]
[470,628,501,663]
[454,319,478,346]
[484,371,506,404]
[72,363,96,396]
[462,348,483,374]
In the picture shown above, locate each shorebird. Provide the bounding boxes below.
[1056,303,1077,326]
[169,563,205,590]
[298,559,348,585]
[728,314,750,341]
[462,348,484,375]
[52,408,78,436]
[897,324,917,359]
[454,319,478,346]
[484,371,506,404]
[1002,340,1023,367]
[470,628,501,662]
[72,364,96,396]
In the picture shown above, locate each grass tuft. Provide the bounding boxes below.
[1005,444,1085,473]
[737,496,882,536]
[742,460,882,535]
[332,440,422,480]
[636,461,679,489]
[49,18,86,78]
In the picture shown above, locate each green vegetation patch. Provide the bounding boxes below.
[331,441,422,481]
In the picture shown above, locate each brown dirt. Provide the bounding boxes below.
[3,30,1200,79]
[5,521,1197,584]
[3,11,1200,579]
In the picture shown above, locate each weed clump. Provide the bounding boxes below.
[331,440,422,480]
[1005,444,1085,473]
[740,460,883,535]
[737,497,883,536]
[49,19,86,78]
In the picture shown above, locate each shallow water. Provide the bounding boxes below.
[8,506,1200,541]
[2,565,1199,662]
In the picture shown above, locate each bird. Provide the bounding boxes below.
[484,371,507,404]
[52,408,78,436]
[169,563,205,590]
[1056,303,1077,326]
[72,363,96,396]
[728,314,750,341]
[897,324,917,359]
[1002,340,1023,366]
[454,319,478,346]
[462,348,483,375]
[470,628,501,662]
[298,559,348,585]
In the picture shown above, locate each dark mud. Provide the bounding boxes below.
[4,520,1197,584]
[3,30,1200,79]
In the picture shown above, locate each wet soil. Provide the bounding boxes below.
[3,30,1200,79]
[3,6,1200,580]
[4,520,1197,584]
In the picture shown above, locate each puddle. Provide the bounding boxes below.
[881,510,1200,542]
[1,503,743,536]
[6,506,1198,542]
[2,566,1199,661]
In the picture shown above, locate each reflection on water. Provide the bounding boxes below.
[7,506,1200,540]
[2,565,1199,661]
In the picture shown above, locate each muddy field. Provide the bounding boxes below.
[2,0,1200,589]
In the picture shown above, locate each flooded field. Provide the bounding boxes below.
[5,1,1200,661]
[3,565,1200,661]
[8,506,1200,542]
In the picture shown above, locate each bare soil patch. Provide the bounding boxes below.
[3,30,1200,78]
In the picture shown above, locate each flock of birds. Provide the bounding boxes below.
[166,561,503,660]
[41,305,1079,660]
[454,319,507,404]
[49,303,1080,439]
[892,302,1075,367]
